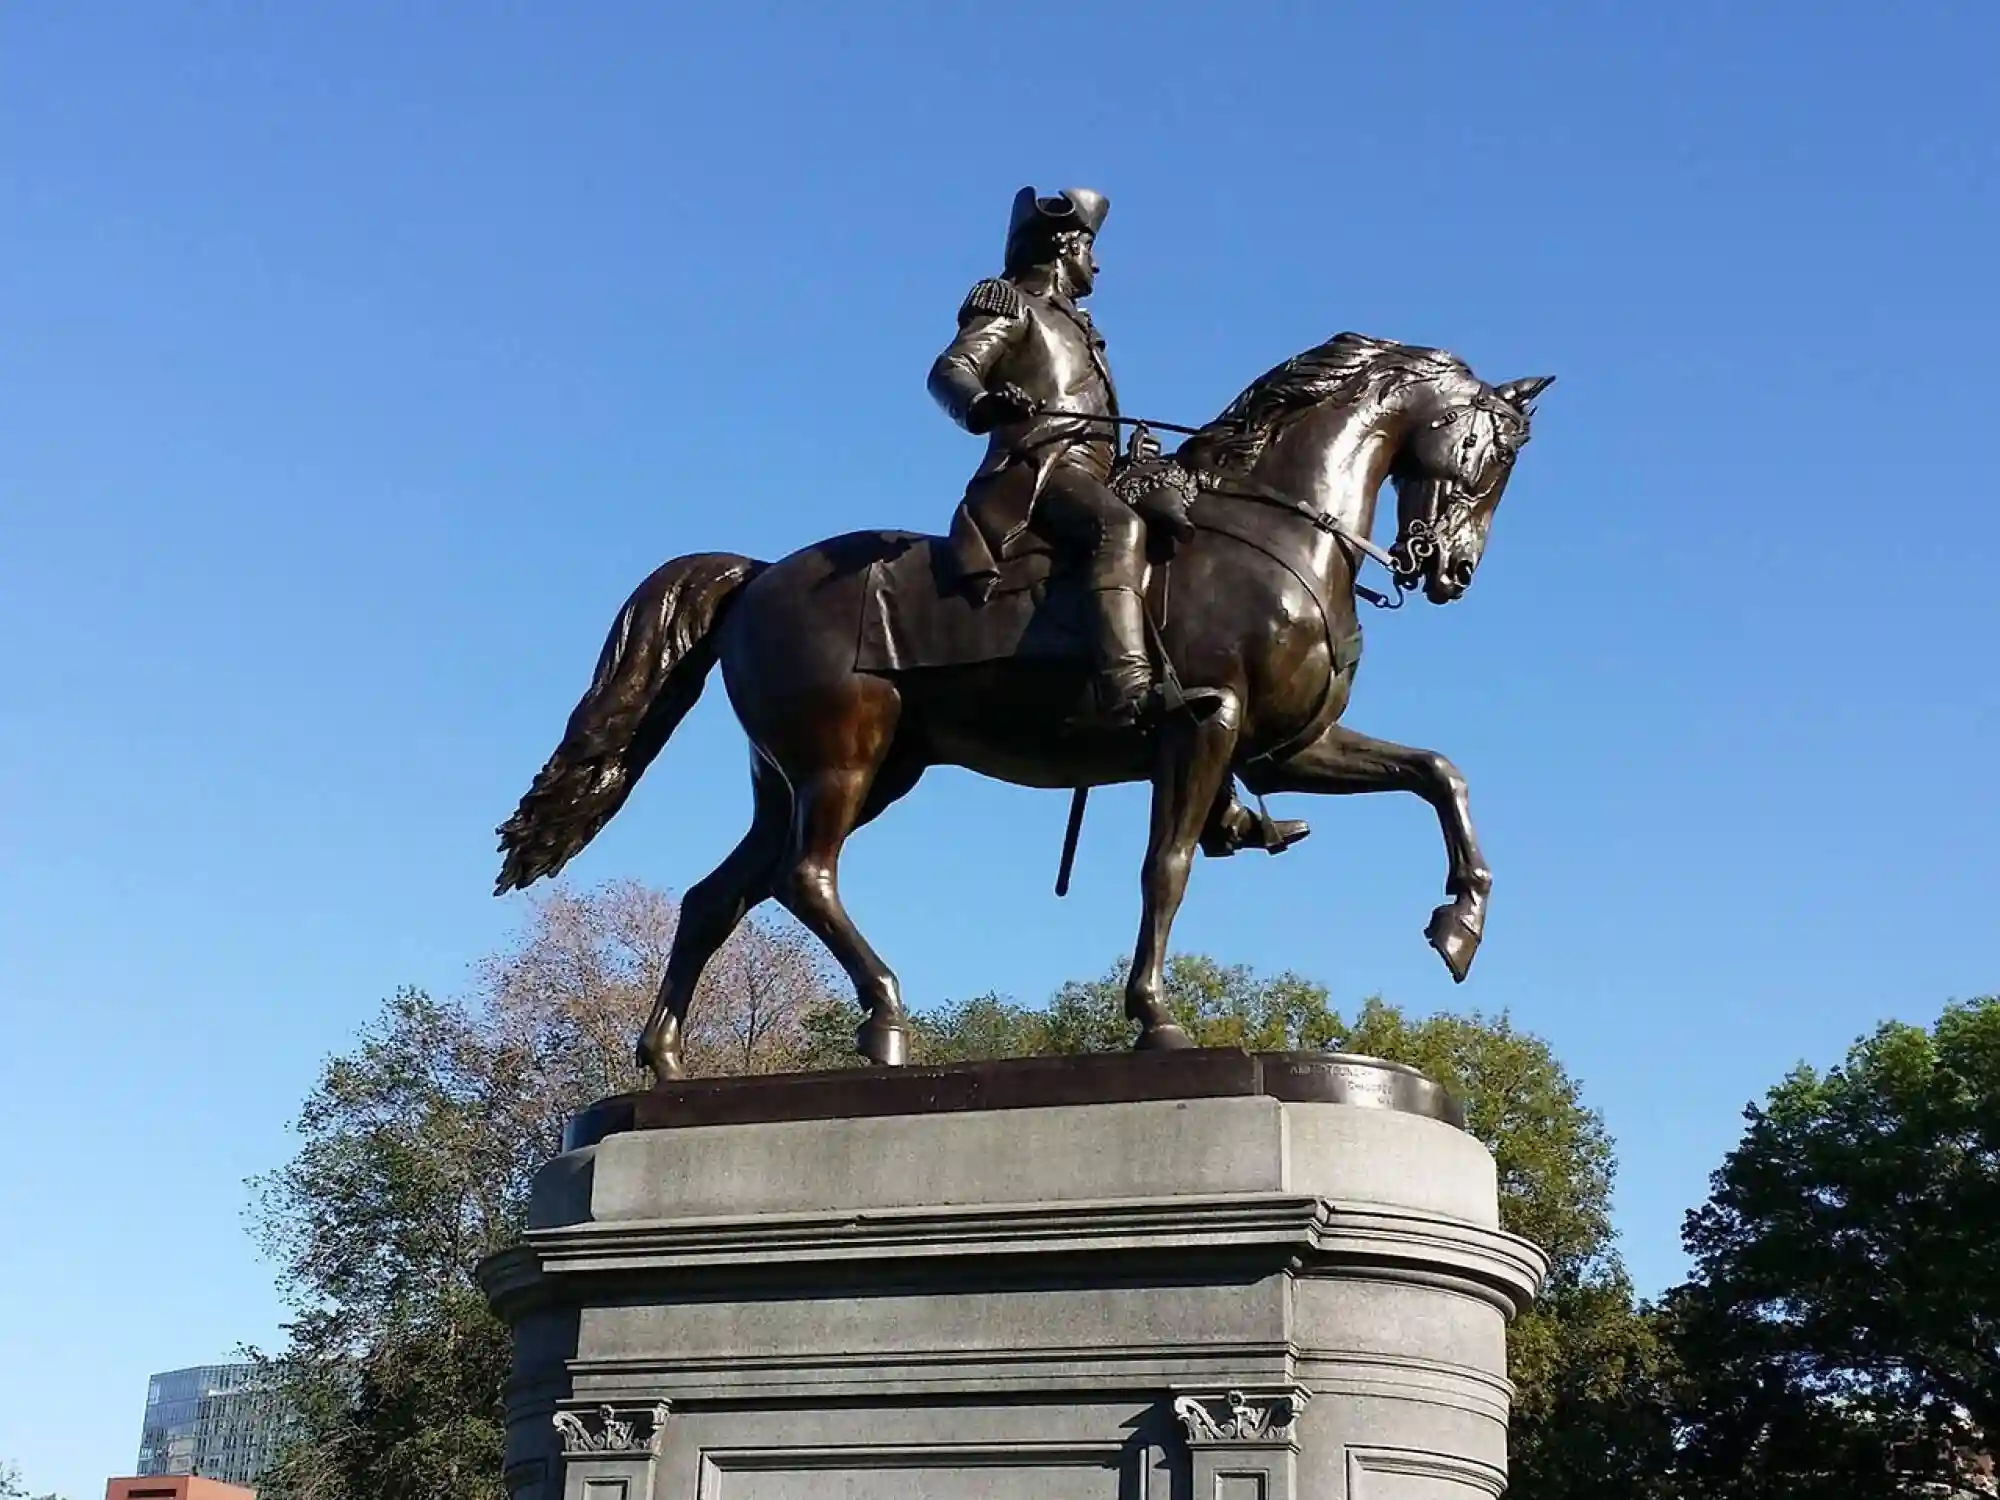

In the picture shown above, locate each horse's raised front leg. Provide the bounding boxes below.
[1127,693,1243,1049]
[1246,723,1491,982]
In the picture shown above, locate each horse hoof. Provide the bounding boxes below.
[1425,902,1482,983]
[1133,1021,1196,1051]
[856,1013,910,1067]
[639,1042,687,1085]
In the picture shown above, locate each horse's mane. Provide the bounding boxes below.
[1180,332,1472,474]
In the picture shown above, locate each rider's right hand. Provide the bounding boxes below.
[967,383,1038,434]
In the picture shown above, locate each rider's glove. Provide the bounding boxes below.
[1133,482,1196,542]
[966,382,1039,435]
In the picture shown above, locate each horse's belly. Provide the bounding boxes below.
[897,664,1153,789]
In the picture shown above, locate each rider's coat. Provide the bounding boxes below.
[929,273,1120,585]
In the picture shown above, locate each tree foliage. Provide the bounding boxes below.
[478,878,834,1108]
[250,883,838,1500]
[801,955,1352,1066]
[1328,1000,1672,1500]
[0,1460,63,1500]
[1040,954,1346,1053]
[1664,996,2000,1499]
[249,988,526,1500]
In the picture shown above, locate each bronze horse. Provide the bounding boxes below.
[496,334,1551,1080]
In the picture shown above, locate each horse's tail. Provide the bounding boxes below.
[494,551,767,894]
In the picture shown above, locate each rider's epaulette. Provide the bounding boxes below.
[959,277,1026,322]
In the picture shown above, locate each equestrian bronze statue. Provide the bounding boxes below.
[495,185,1553,1083]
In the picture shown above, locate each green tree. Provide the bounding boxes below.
[250,989,521,1500]
[1664,996,2000,1499]
[913,991,1051,1062]
[800,957,1342,1066]
[1329,999,1673,1500]
[251,883,838,1500]
[1037,954,1346,1052]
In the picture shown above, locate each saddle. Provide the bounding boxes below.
[855,455,1191,674]
[855,528,1100,673]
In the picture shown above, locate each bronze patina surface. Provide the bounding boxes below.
[563,1048,1464,1151]
[497,185,1551,1085]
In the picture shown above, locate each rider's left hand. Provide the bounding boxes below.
[1133,483,1195,541]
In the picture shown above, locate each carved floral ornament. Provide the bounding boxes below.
[552,1402,672,1456]
[1172,1389,1307,1445]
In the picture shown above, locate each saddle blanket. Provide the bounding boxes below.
[854,531,1093,672]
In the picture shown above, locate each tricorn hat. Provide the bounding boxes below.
[1006,186,1110,261]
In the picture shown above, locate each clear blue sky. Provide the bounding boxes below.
[2,3,1995,1493]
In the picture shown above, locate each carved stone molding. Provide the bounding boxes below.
[1346,1446,1507,1498]
[1172,1389,1309,1446]
[551,1402,671,1456]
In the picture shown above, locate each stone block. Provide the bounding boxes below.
[483,1051,1545,1500]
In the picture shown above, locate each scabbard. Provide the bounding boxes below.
[1054,787,1089,897]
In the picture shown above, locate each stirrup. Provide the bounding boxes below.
[1150,677,1227,722]
[1070,679,1226,732]
[1200,800,1311,858]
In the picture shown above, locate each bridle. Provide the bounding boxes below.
[1388,394,1526,585]
[1388,481,1482,594]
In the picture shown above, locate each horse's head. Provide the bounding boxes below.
[1181,334,1553,604]
[1391,373,1553,603]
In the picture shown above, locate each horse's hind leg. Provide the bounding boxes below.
[771,758,914,1065]
[637,752,790,1082]
[1245,723,1490,982]
[757,676,914,1066]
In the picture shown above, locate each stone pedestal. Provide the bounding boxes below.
[481,1050,1546,1500]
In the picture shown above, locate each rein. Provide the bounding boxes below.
[1048,408,1414,609]
[1055,411,1207,437]
[1197,475,1408,610]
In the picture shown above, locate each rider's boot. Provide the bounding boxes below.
[1074,585,1157,729]
[1199,788,1311,858]
[1073,585,1231,730]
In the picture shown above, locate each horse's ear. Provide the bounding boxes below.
[1495,375,1555,413]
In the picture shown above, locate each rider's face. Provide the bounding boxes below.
[1056,231,1098,296]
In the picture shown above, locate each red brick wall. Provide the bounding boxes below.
[105,1476,258,1500]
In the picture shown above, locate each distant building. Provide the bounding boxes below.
[133,1364,285,1490]
[106,1478,256,1500]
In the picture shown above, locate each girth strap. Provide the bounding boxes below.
[1187,501,1363,772]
